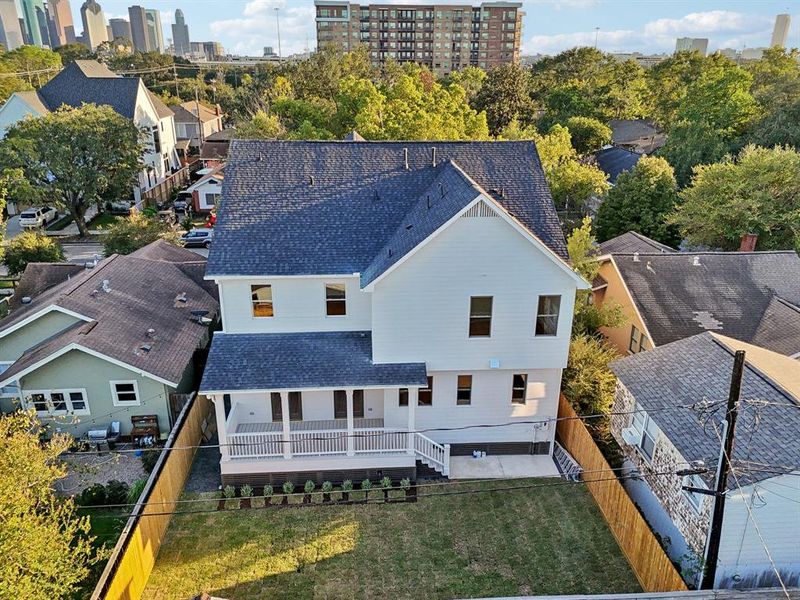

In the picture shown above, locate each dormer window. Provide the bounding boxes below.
[251,285,273,317]
[325,283,346,316]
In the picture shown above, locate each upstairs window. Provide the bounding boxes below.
[325,283,346,316]
[111,381,139,406]
[629,325,648,354]
[456,375,472,405]
[535,295,561,336]
[469,296,492,337]
[251,285,273,317]
[511,374,527,404]
[418,376,433,406]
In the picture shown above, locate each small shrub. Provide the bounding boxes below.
[399,478,411,490]
[76,483,106,506]
[3,231,64,276]
[361,479,372,491]
[128,478,147,504]
[263,484,274,498]
[282,481,295,495]
[223,485,236,499]
[341,480,353,492]
[240,484,253,498]
[105,479,130,504]
[321,481,333,493]
[304,480,315,494]
[380,476,392,489]
[141,449,160,473]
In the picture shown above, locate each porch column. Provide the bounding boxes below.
[280,391,292,459]
[346,388,355,456]
[407,387,418,455]
[212,395,230,462]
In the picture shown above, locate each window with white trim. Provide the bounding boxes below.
[683,473,707,512]
[535,295,561,336]
[25,389,89,415]
[511,374,527,404]
[456,375,472,406]
[0,363,20,397]
[251,285,274,317]
[325,283,346,316]
[111,381,140,406]
[629,402,659,461]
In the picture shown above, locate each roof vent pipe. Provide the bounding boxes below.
[431,147,436,167]
[633,252,640,262]
[692,256,701,266]
[309,176,315,186]
[403,148,409,170]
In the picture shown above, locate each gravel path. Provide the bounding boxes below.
[55,450,148,497]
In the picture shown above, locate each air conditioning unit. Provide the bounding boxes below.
[622,427,640,446]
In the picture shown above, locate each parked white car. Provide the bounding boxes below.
[19,206,58,229]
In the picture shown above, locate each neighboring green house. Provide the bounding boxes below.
[0,241,218,439]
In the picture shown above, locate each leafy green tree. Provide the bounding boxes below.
[595,156,682,246]
[2,232,64,276]
[567,217,626,336]
[744,47,800,113]
[561,334,619,416]
[0,104,142,237]
[745,97,800,149]
[658,120,731,187]
[473,63,535,135]
[564,116,611,155]
[0,45,61,88]
[235,110,285,139]
[442,66,486,102]
[672,145,800,251]
[0,410,97,599]
[53,43,95,64]
[102,211,179,256]
[646,50,709,129]
[0,61,31,102]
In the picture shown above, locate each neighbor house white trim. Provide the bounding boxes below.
[0,343,178,389]
[23,387,90,417]
[0,306,92,339]
[110,380,141,406]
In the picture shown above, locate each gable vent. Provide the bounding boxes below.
[461,202,498,218]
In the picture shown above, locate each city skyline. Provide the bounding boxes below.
[1,0,798,58]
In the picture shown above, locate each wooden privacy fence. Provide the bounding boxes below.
[92,393,212,600]
[556,395,688,593]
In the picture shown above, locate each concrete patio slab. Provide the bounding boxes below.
[449,454,560,479]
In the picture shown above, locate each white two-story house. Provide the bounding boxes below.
[0,60,180,205]
[200,140,589,486]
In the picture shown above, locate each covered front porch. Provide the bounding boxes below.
[201,331,450,478]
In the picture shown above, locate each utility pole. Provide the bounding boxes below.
[682,350,745,590]
[275,7,282,63]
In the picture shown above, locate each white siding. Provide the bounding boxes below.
[133,83,179,189]
[717,473,800,588]
[217,276,372,334]
[384,368,560,445]
[371,210,576,371]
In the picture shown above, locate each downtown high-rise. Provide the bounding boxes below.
[0,0,24,49]
[171,8,190,56]
[315,0,523,76]
[128,5,163,52]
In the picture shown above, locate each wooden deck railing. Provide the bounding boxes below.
[556,394,688,592]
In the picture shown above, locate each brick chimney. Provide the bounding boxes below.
[739,233,758,252]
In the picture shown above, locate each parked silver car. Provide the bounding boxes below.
[19,206,58,228]
[180,228,213,248]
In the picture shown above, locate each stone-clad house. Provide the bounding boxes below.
[199,140,589,486]
[610,332,800,589]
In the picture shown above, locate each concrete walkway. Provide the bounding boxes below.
[449,454,560,479]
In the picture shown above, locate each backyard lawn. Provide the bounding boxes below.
[143,479,640,600]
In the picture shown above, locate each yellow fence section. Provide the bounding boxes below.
[557,395,688,593]
[92,394,213,600]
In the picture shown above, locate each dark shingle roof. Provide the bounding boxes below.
[147,90,174,120]
[751,297,800,356]
[611,332,800,487]
[0,242,218,386]
[595,146,641,184]
[10,263,84,310]
[599,231,676,255]
[200,331,428,393]
[37,61,142,119]
[207,140,567,278]
[613,251,800,351]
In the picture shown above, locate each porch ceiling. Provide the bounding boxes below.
[200,331,428,394]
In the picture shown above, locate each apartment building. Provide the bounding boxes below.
[315,0,522,76]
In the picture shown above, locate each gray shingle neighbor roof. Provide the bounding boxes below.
[10,263,84,310]
[598,231,676,255]
[206,140,567,279]
[0,241,218,387]
[612,251,800,354]
[200,331,428,393]
[594,146,641,184]
[611,332,800,487]
[36,60,143,120]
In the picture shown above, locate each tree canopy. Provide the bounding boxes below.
[3,232,65,276]
[0,104,142,237]
[595,155,682,247]
[672,145,800,251]
[102,211,180,256]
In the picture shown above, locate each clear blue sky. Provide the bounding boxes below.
[61,0,799,58]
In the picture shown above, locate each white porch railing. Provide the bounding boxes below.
[226,427,451,475]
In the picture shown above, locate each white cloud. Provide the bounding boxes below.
[523,10,776,55]
[210,0,315,56]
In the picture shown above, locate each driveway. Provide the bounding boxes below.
[5,215,23,240]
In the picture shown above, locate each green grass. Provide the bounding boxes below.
[73,507,129,599]
[143,479,640,600]
[87,212,121,230]
[46,214,75,231]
